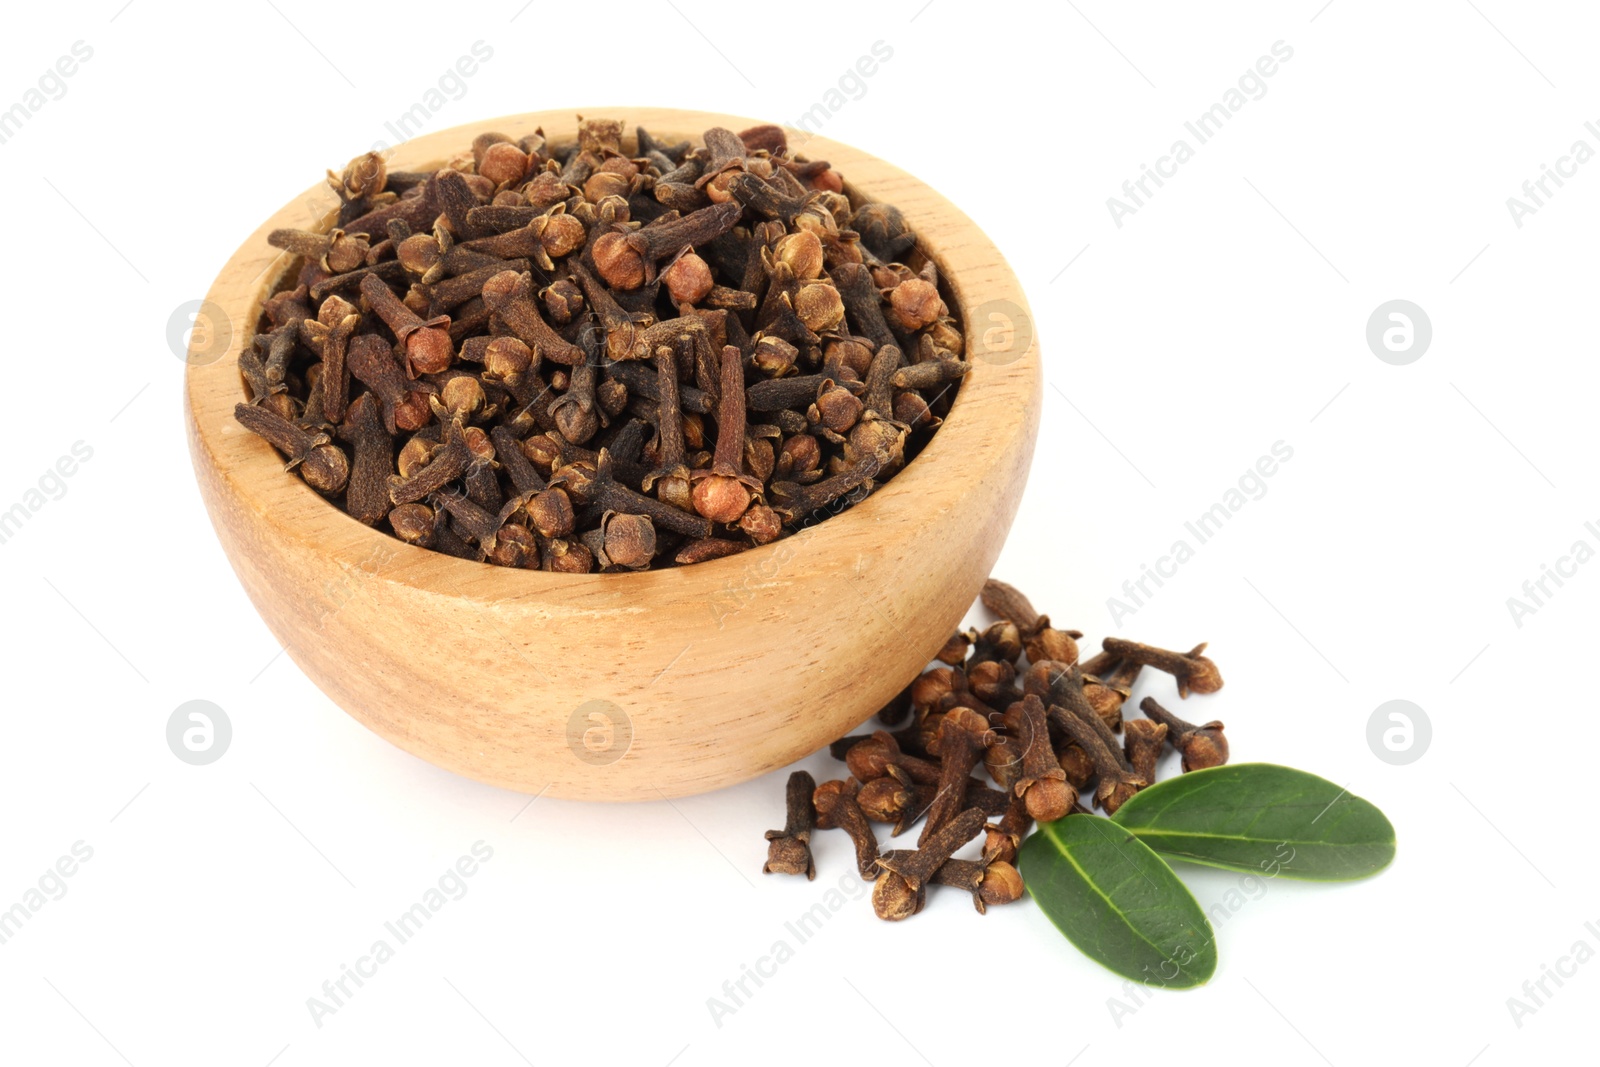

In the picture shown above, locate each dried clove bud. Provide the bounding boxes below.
[857,764,1008,837]
[846,730,940,786]
[1051,707,1148,815]
[1138,697,1228,772]
[871,808,986,921]
[983,793,1034,866]
[981,578,1080,665]
[1012,695,1074,822]
[918,718,986,846]
[234,403,349,494]
[1083,658,1143,730]
[762,770,816,879]
[928,855,1025,914]
[1122,718,1168,783]
[1102,637,1223,698]
[813,780,879,880]
[336,392,394,525]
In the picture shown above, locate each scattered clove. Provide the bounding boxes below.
[812,779,880,880]
[1102,637,1223,698]
[1123,718,1169,783]
[763,578,1239,928]
[1138,696,1229,772]
[872,808,986,921]
[1052,708,1148,815]
[763,770,816,879]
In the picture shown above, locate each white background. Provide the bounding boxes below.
[1,1,1595,1064]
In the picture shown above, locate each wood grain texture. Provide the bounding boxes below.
[184,108,1042,800]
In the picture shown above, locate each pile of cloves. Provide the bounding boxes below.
[762,578,1230,921]
[233,117,967,571]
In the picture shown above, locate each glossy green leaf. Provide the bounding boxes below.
[1110,763,1396,881]
[1019,815,1216,988]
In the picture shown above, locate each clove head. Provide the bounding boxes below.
[1176,721,1228,771]
[978,861,1025,908]
[966,659,1017,707]
[1020,773,1074,824]
[1028,627,1081,666]
[763,835,815,879]
[811,779,855,830]
[591,231,647,290]
[690,474,752,524]
[1181,647,1225,697]
[600,512,656,570]
[486,524,539,569]
[911,667,959,711]
[856,775,915,825]
[662,252,714,304]
[871,871,926,922]
[299,442,351,494]
[1138,696,1229,772]
[935,631,971,666]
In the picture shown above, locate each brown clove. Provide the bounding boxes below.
[1138,696,1229,772]
[762,770,817,880]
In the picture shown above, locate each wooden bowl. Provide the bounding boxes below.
[185,108,1041,800]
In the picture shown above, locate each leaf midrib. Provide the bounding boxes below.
[1125,828,1392,847]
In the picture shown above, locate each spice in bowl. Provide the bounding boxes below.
[234,117,967,572]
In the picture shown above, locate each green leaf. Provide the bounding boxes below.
[1110,763,1396,881]
[1019,815,1217,988]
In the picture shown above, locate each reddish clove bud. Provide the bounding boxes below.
[359,273,452,377]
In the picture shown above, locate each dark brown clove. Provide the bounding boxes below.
[591,202,742,290]
[762,770,816,879]
[871,808,986,921]
[1123,718,1169,783]
[1012,695,1074,822]
[347,334,432,433]
[1083,658,1143,730]
[388,420,472,505]
[927,854,1025,914]
[479,270,586,365]
[983,793,1034,866]
[360,273,452,378]
[233,403,349,494]
[689,345,760,524]
[1138,696,1229,772]
[845,730,941,786]
[813,781,879,880]
[336,393,393,525]
[1102,637,1223,698]
[980,577,1080,665]
[1051,707,1148,815]
[917,718,986,846]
